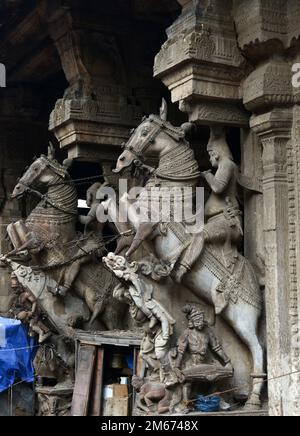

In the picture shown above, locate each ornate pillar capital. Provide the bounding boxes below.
[154,0,249,126]
[250,108,293,139]
[233,0,300,61]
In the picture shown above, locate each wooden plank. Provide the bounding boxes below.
[71,345,96,416]
[133,347,144,413]
[75,330,143,347]
[89,347,105,416]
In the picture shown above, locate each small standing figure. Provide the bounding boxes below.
[12,273,52,344]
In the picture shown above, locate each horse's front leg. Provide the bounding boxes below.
[126,222,156,258]
[115,234,135,255]
[57,257,90,297]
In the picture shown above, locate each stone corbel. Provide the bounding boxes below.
[179,99,250,127]
[250,109,293,141]
[233,0,288,59]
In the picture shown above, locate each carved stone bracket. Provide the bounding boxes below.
[234,0,300,59]
[233,0,288,57]
[180,99,249,127]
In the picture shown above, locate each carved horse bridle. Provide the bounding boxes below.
[124,115,186,162]
[18,181,78,216]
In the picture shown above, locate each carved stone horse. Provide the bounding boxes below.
[103,103,265,409]
[6,147,125,330]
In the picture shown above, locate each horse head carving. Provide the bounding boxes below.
[11,144,70,200]
[113,99,194,175]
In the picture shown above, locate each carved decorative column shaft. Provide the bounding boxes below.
[233,0,300,415]
[288,104,300,415]
[251,110,292,416]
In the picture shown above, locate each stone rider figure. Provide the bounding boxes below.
[174,126,243,283]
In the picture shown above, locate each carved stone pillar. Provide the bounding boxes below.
[288,104,300,415]
[233,0,300,415]
[39,1,162,164]
[251,110,292,416]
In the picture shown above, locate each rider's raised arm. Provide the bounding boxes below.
[204,159,235,195]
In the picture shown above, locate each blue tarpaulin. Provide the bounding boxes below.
[0,317,37,393]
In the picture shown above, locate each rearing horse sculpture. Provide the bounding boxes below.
[6,146,125,330]
[105,102,265,409]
